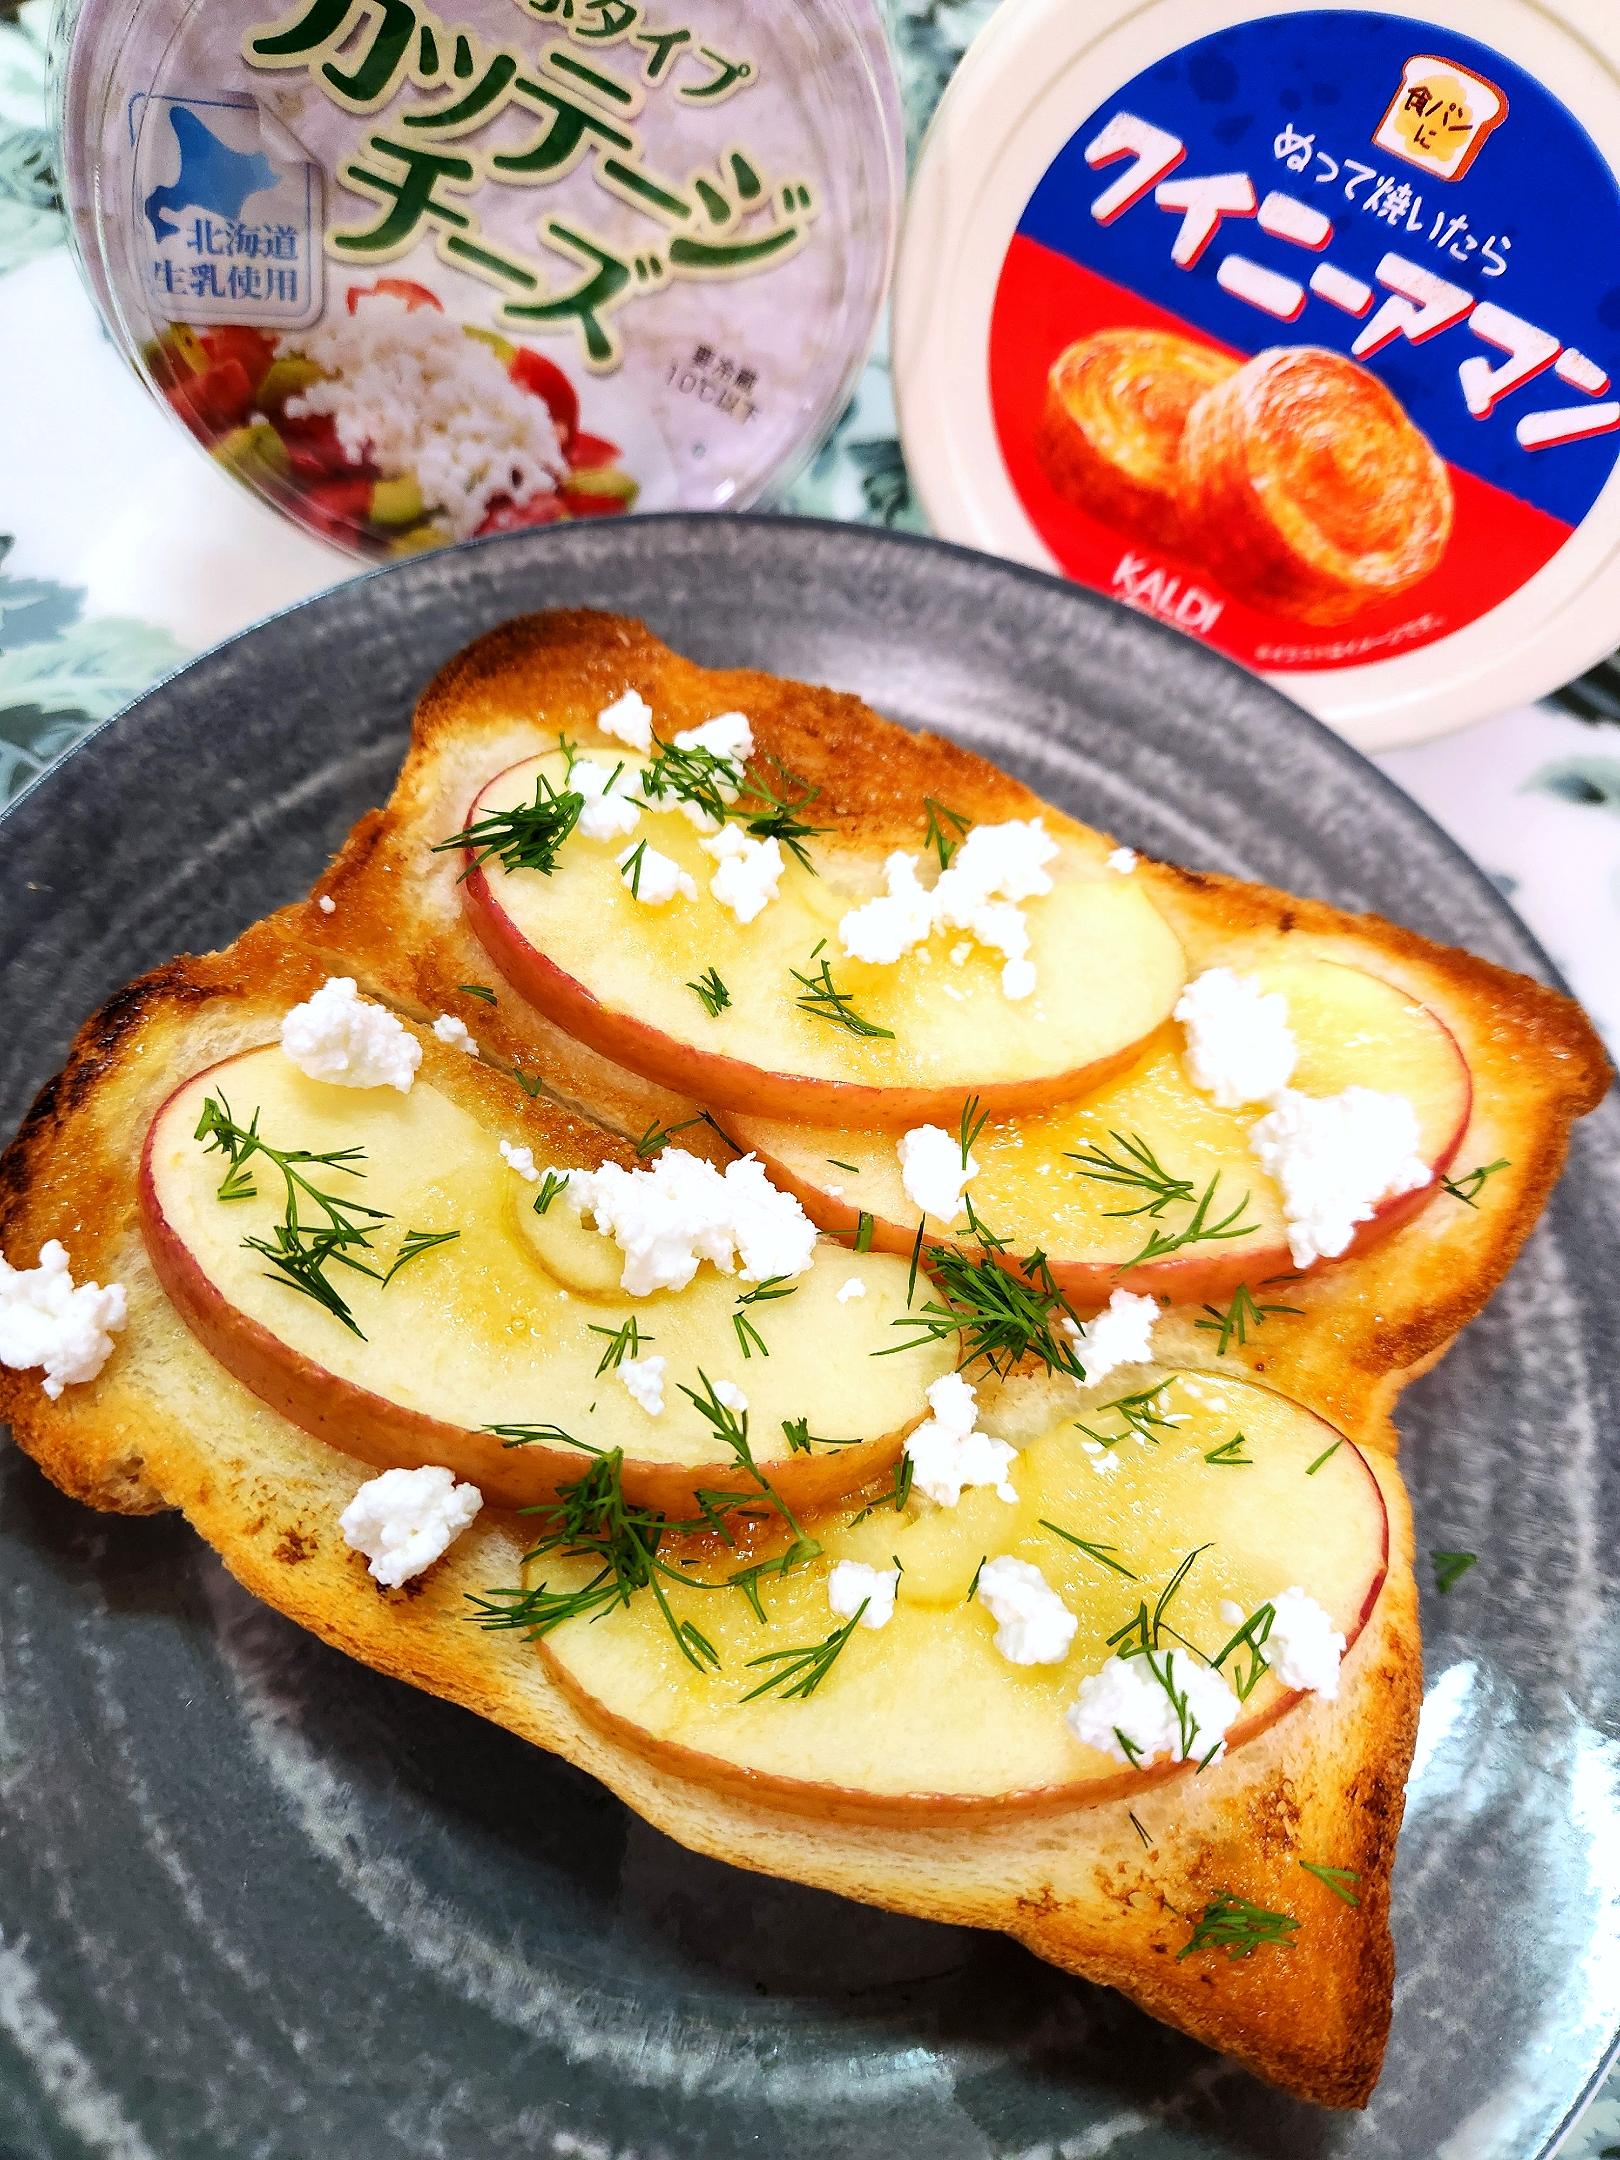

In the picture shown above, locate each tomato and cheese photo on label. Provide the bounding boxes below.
[896,0,1620,740]
[58,0,901,559]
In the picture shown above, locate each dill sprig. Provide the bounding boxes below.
[687,966,731,1017]
[922,796,972,871]
[619,838,650,897]
[827,1157,859,1174]
[1176,1894,1300,1961]
[1106,1550,1219,1761]
[1039,1520,1136,1578]
[433,771,583,880]
[382,1228,460,1285]
[1068,1133,1260,1267]
[1431,1549,1477,1594]
[848,1453,914,1524]
[1130,1812,1152,1850]
[878,1208,1087,1380]
[791,954,895,1040]
[487,1422,578,1449]
[1298,1859,1360,1905]
[1068,1131,1196,1217]
[740,1605,864,1701]
[534,1170,571,1215]
[732,1276,796,1359]
[957,1092,990,1168]
[636,738,826,870]
[633,1113,704,1157]
[1074,1379,1182,1458]
[1442,1157,1509,1207]
[1195,1281,1303,1356]
[1210,1601,1275,1701]
[457,983,497,1003]
[195,1094,394,1337]
[737,756,827,871]
[587,1314,653,1376]
[465,1441,712,1670]
[1304,1438,1343,1476]
[1203,1433,1252,1467]
[638,732,745,827]
[782,1416,863,1453]
[854,1211,875,1253]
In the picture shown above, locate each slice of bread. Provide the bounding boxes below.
[285,608,1611,1456]
[0,932,1418,2109]
[0,610,1607,2111]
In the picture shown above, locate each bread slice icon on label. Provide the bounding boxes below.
[1035,327,1239,551]
[1179,345,1454,625]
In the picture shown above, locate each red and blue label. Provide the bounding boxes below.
[990,10,1620,670]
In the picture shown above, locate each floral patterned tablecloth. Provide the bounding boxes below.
[2,0,1617,2145]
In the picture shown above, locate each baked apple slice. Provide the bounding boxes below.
[726,958,1470,1307]
[532,1368,1387,1822]
[460,747,1187,1126]
[139,1044,950,1513]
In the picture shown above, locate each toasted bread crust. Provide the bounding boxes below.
[0,609,1606,2110]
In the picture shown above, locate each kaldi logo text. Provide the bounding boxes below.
[1111,552,1224,634]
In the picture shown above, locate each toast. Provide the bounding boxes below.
[0,933,1418,2108]
[284,609,1609,1453]
[0,610,1608,2111]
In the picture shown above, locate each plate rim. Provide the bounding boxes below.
[0,513,1582,1017]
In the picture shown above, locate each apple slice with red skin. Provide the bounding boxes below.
[724,958,1472,1309]
[138,1044,949,1515]
[538,1370,1389,1824]
[460,749,1189,1128]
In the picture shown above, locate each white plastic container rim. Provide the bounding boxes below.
[894,0,1620,750]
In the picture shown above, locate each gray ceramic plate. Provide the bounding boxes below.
[1,516,1616,2160]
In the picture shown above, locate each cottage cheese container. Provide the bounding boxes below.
[55,0,901,558]
[895,0,1620,748]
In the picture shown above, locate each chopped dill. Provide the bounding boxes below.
[433,771,583,880]
[791,955,895,1040]
[1442,1157,1509,1207]
[1297,1860,1360,1906]
[1177,1893,1299,1961]
[1195,1281,1303,1356]
[687,966,731,1017]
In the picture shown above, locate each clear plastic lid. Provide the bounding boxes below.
[55,0,901,559]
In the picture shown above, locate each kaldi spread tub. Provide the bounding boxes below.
[56,0,900,559]
[895,0,1620,748]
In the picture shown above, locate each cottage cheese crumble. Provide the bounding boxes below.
[835,1276,867,1303]
[283,296,565,542]
[1175,968,1297,1109]
[1071,1288,1159,1390]
[619,1353,666,1416]
[0,1240,126,1398]
[617,842,697,906]
[318,894,336,913]
[897,1124,980,1225]
[432,1013,478,1055]
[904,1371,1018,1507]
[499,1139,540,1182]
[572,757,643,842]
[339,1464,483,1588]
[1107,847,1138,873]
[597,689,654,752]
[836,818,1059,1000]
[1249,1087,1430,1267]
[281,978,421,1092]
[1066,1650,1241,1765]
[701,826,783,922]
[827,1559,898,1630]
[674,712,753,762]
[976,1555,1077,1665]
[1222,1588,1346,1699]
[545,1149,817,1296]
